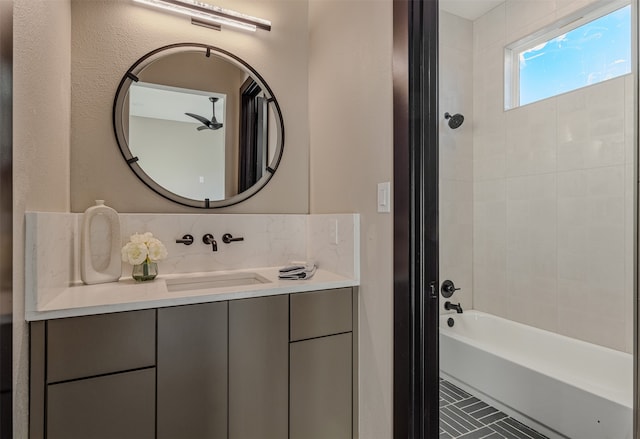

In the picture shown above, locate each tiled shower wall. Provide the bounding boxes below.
[471,0,634,353]
[439,11,474,313]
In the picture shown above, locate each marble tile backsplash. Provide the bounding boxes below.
[26,213,360,306]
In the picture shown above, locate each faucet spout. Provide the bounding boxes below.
[202,234,218,251]
[444,301,463,314]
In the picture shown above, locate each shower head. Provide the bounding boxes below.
[444,112,464,129]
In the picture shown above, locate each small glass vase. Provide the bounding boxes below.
[132,261,158,282]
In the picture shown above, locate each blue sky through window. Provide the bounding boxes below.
[519,5,631,106]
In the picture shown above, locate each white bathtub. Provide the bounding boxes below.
[439,310,632,439]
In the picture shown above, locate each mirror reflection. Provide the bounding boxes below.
[113,44,284,208]
[129,83,228,200]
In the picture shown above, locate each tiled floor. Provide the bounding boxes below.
[439,378,549,439]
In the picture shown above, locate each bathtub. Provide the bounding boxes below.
[439,310,632,439]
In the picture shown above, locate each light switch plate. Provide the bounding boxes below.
[377,182,391,213]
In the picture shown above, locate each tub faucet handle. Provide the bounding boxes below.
[441,280,461,298]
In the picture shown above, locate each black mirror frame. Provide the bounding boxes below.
[112,43,285,209]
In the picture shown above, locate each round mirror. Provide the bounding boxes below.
[113,43,284,208]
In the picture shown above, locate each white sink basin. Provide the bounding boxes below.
[166,271,271,292]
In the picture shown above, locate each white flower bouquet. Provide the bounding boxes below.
[121,232,168,266]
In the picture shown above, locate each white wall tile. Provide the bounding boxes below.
[440,10,474,53]
[473,3,506,52]
[505,99,557,176]
[557,79,626,171]
[505,0,556,42]
[556,306,626,352]
[440,12,475,314]
[474,153,506,181]
[474,114,506,159]
[505,174,558,330]
[555,0,599,19]
[440,222,473,311]
[473,45,505,117]
[507,295,558,333]
[473,266,509,318]
[469,0,632,352]
[625,74,634,166]
[441,179,474,225]
[624,163,634,353]
[440,130,474,182]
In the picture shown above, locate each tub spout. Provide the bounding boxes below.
[444,301,463,314]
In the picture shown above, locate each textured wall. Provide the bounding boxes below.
[13,0,72,435]
[472,0,634,352]
[308,0,393,436]
[70,0,309,214]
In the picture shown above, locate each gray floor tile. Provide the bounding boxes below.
[439,379,548,439]
[455,396,483,410]
[441,410,471,435]
[441,380,472,400]
[458,426,497,438]
[440,416,464,437]
[443,405,485,430]
[479,410,508,425]
[461,400,491,414]
[500,418,548,439]
[491,422,530,438]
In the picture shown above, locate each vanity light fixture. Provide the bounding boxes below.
[133,0,271,32]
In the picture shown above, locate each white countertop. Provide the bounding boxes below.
[27,267,359,321]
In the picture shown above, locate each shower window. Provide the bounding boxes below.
[504,1,631,109]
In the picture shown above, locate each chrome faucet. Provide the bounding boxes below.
[444,301,463,314]
[202,234,218,251]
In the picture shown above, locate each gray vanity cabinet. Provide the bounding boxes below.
[30,288,356,439]
[289,288,354,439]
[30,309,157,439]
[228,295,289,439]
[157,301,228,439]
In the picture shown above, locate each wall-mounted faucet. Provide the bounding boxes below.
[175,234,194,245]
[222,233,244,244]
[202,234,218,251]
[444,301,463,314]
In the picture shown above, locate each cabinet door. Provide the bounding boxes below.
[157,301,228,439]
[290,332,352,439]
[229,295,288,439]
[47,368,155,439]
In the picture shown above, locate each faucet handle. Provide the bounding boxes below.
[222,233,244,244]
[441,280,460,298]
[176,234,194,245]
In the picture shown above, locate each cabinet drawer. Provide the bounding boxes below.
[290,288,352,341]
[47,309,155,383]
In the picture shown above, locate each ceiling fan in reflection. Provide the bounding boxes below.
[185,97,223,131]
